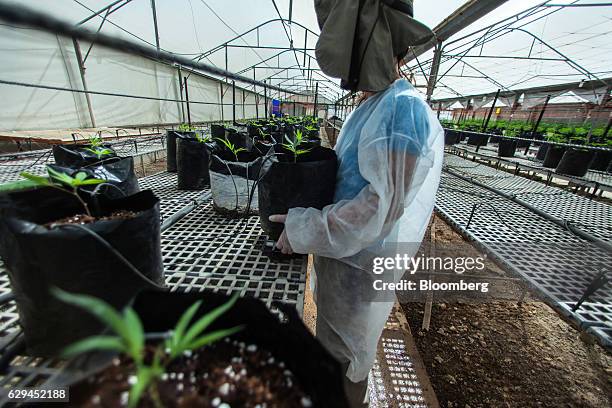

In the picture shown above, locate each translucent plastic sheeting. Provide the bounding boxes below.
[0,25,266,131]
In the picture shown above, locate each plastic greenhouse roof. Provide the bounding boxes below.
[548,91,590,104]
[402,0,612,102]
[2,0,611,104]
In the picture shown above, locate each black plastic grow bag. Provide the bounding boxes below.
[166,130,195,172]
[258,146,337,241]
[52,143,117,167]
[555,148,595,177]
[0,189,164,356]
[542,145,567,168]
[176,138,212,190]
[536,144,549,161]
[590,150,612,172]
[49,156,140,200]
[46,290,349,407]
[498,139,518,157]
[226,129,253,151]
[466,132,489,147]
[209,149,265,216]
[444,129,460,145]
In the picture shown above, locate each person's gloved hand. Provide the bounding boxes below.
[269,214,293,255]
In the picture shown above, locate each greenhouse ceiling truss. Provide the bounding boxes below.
[401,0,612,104]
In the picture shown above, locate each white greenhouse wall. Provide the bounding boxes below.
[0,26,267,131]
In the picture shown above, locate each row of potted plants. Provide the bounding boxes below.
[165,116,338,246]
[0,134,348,405]
[444,128,612,176]
[441,119,611,147]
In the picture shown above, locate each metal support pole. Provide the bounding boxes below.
[313,82,319,119]
[177,65,185,122]
[437,102,442,119]
[72,38,96,128]
[183,76,191,126]
[603,114,612,140]
[224,46,228,82]
[264,80,268,118]
[482,89,500,132]
[150,0,160,52]
[531,95,551,138]
[303,29,308,67]
[425,42,443,103]
[220,82,224,122]
[232,80,236,124]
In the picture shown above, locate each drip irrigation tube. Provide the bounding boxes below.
[444,167,612,253]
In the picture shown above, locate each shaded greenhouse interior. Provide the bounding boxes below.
[0,0,610,406]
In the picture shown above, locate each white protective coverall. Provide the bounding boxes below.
[285,78,443,382]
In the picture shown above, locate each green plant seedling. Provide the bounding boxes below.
[84,147,114,159]
[282,130,311,163]
[178,123,195,132]
[88,135,104,148]
[0,167,105,216]
[54,288,241,408]
[215,137,246,161]
[195,132,211,144]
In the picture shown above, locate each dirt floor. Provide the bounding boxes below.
[402,214,612,408]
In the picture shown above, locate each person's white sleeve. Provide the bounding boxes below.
[284,95,434,259]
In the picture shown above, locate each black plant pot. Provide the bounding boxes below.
[489,134,501,143]
[258,146,337,242]
[542,146,567,168]
[0,189,163,356]
[536,144,549,161]
[49,157,140,200]
[589,150,612,172]
[498,139,518,157]
[209,150,265,216]
[48,291,349,407]
[166,131,195,172]
[252,139,276,156]
[555,148,596,177]
[226,130,253,151]
[53,143,117,167]
[444,129,460,145]
[211,124,226,139]
[466,133,489,147]
[270,131,286,144]
[176,139,212,190]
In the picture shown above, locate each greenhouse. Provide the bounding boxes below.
[0,0,610,407]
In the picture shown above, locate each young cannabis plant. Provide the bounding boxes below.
[88,135,104,148]
[257,128,272,142]
[195,132,211,144]
[215,137,246,161]
[54,288,241,408]
[84,146,114,159]
[282,130,311,163]
[0,167,105,216]
[178,123,195,132]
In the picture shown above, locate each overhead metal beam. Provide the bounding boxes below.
[431,76,612,104]
[403,0,509,65]
[150,0,160,52]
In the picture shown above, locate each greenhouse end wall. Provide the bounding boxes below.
[0,26,266,131]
